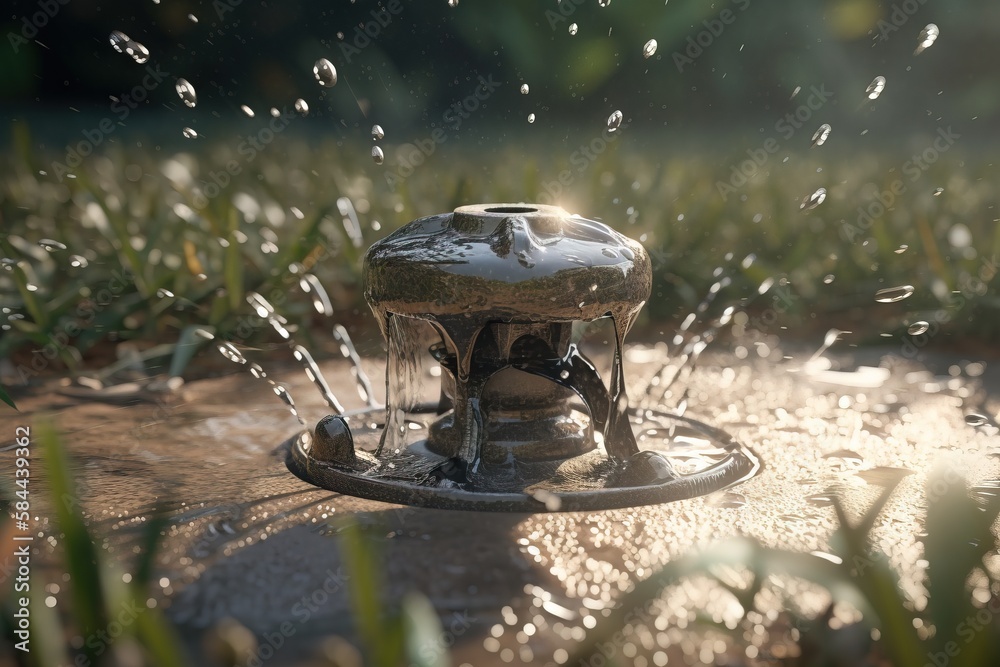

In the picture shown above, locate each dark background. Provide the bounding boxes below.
[2,0,998,145]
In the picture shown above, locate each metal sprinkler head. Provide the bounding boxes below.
[287,204,758,511]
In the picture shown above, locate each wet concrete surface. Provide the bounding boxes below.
[7,343,1000,666]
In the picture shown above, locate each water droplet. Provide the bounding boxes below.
[602,247,619,258]
[313,58,338,87]
[156,288,175,299]
[182,127,198,139]
[894,244,909,254]
[372,146,384,165]
[109,30,129,53]
[598,0,611,7]
[217,343,247,365]
[371,124,385,140]
[175,78,197,107]
[907,321,929,335]
[559,369,570,380]
[69,255,89,268]
[800,187,827,210]
[38,239,66,252]
[607,110,623,132]
[823,274,835,284]
[865,75,886,100]
[810,123,831,147]
[294,98,309,115]
[568,23,578,36]
[448,0,459,6]
[933,187,944,196]
[806,493,835,507]
[188,13,198,23]
[965,413,989,427]
[240,104,255,118]
[914,23,939,55]
[874,285,914,303]
[269,107,280,118]
[527,113,536,124]
[520,83,529,95]
[643,39,658,59]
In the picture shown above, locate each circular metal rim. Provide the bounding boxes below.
[284,409,761,513]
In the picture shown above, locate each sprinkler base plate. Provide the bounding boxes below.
[284,407,760,512]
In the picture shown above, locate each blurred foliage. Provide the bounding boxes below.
[572,469,1000,667]
[1,421,186,667]
[2,0,1000,132]
[1,118,998,384]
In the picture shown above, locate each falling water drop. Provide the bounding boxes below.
[907,321,929,335]
[217,342,247,365]
[865,76,886,100]
[607,110,623,132]
[371,124,385,140]
[182,127,198,139]
[914,24,939,55]
[156,288,175,299]
[568,23,578,36]
[313,58,338,87]
[527,113,536,124]
[294,98,309,115]
[240,104,255,118]
[643,39,658,59]
[269,107,281,118]
[69,255,89,268]
[448,0,459,6]
[175,78,197,107]
[38,239,67,252]
[965,413,989,427]
[520,83,529,95]
[372,146,385,165]
[109,30,130,53]
[933,187,944,196]
[800,187,827,210]
[598,0,611,7]
[810,123,831,147]
[874,285,914,303]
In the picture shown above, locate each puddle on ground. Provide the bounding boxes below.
[8,344,1000,664]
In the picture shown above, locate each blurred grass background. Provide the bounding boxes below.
[2,0,999,381]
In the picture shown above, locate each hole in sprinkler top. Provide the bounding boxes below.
[485,206,539,214]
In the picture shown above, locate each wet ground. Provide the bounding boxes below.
[8,342,1000,666]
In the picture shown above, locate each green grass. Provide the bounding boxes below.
[1,121,998,392]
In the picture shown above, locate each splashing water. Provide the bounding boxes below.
[800,187,827,210]
[865,75,886,100]
[811,123,831,147]
[607,110,623,132]
[313,58,338,87]
[175,79,197,108]
[874,285,915,303]
[914,24,939,55]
